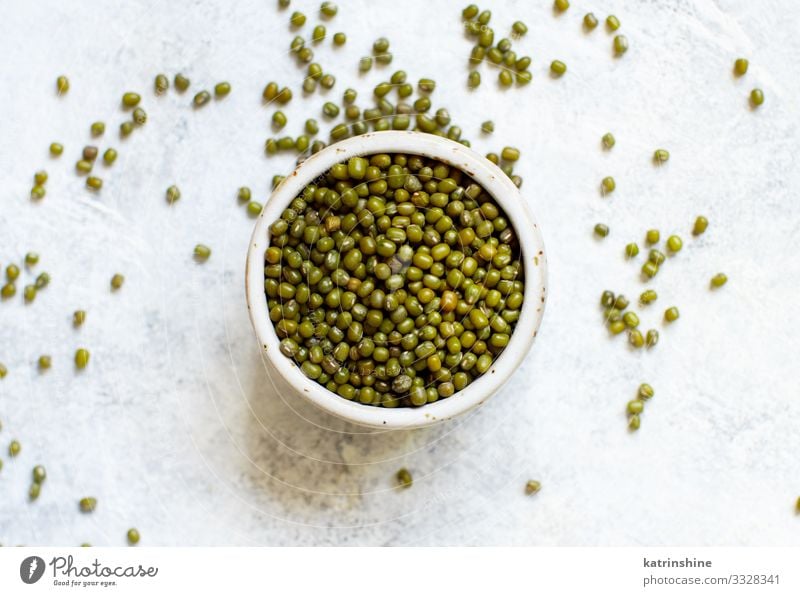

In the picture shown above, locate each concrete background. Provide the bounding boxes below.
[0,0,799,546]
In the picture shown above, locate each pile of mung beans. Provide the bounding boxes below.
[265,153,524,407]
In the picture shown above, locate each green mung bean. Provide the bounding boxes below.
[290,11,306,26]
[193,91,211,107]
[56,75,70,95]
[215,82,231,97]
[396,468,413,488]
[166,185,181,203]
[155,74,169,94]
[525,480,541,495]
[79,497,97,512]
[174,73,190,91]
[654,148,669,164]
[693,216,708,235]
[710,273,728,288]
[122,92,141,107]
[194,244,211,260]
[550,60,567,75]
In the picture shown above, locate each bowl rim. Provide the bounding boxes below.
[245,131,547,429]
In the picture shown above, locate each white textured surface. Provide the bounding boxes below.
[1,0,799,546]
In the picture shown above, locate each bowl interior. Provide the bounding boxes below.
[246,131,547,429]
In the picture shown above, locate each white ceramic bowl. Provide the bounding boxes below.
[246,131,547,429]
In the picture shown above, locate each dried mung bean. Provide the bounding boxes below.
[710,273,728,288]
[247,201,263,217]
[525,480,541,495]
[290,11,306,26]
[166,185,181,203]
[396,468,413,488]
[320,2,337,17]
[122,92,141,107]
[646,329,659,347]
[693,216,708,235]
[214,82,231,97]
[155,74,169,94]
[193,91,211,107]
[666,235,683,252]
[56,75,70,95]
[33,465,47,483]
[174,73,190,91]
[640,289,657,304]
[79,497,97,512]
[639,384,654,400]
